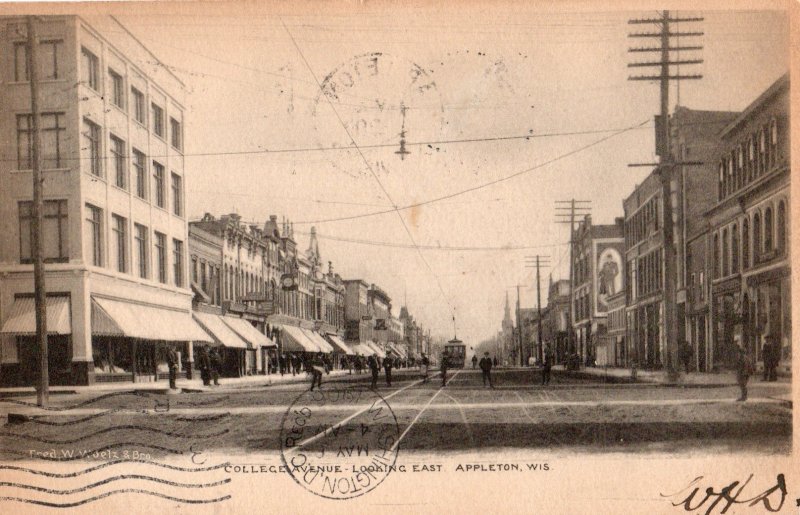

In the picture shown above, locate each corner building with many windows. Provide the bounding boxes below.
[0,16,209,385]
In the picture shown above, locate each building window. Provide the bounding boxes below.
[769,119,778,168]
[131,87,146,124]
[155,232,167,283]
[713,233,720,279]
[731,224,739,274]
[173,239,184,287]
[112,214,127,273]
[764,206,773,252]
[80,47,99,91]
[201,262,207,291]
[14,40,63,81]
[151,103,165,137]
[171,173,182,216]
[85,204,102,266]
[699,272,705,301]
[153,161,165,208]
[132,149,147,199]
[742,218,750,270]
[19,200,69,263]
[134,223,148,279]
[721,229,729,277]
[753,212,762,264]
[110,134,126,189]
[82,118,102,177]
[108,68,124,108]
[777,201,786,254]
[170,118,182,151]
[17,113,66,170]
[192,257,198,283]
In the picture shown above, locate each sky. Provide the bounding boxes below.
[109,3,788,345]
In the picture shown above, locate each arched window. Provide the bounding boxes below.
[758,127,767,174]
[721,228,729,277]
[753,212,762,264]
[737,145,744,189]
[769,118,778,167]
[731,224,739,274]
[764,206,773,252]
[777,200,787,254]
[718,162,725,200]
[742,218,750,269]
[713,233,720,279]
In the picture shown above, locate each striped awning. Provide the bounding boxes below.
[279,324,318,352]
[221,316,276,348]
[304,330,334,353]
[325,334,354,355]
[193,312,248,348]
[1,296,71,335]
[91,297,212,343]
[348,343,372,356]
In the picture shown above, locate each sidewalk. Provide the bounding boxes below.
[0,369,352,397]
[554,365,791,387]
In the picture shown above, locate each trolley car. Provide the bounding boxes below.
[444,338,466,368]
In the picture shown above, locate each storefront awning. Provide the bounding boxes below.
[1,296,72,335]
[325,334,354,355]
[365,340,386,358]
[279,324,319,352]
[304,330,334,353]
[191,281,211,304]
[193,312,248,348]
[221,316,276,348]
[348,343,370,356]
[92,297,212,343]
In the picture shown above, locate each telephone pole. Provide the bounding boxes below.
[628,10,703,381]
[515,284,523,366]
[555,200,591,360]
[525,255,551,363]
[27,16,49,407]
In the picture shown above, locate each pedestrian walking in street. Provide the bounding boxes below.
[420,353,430,383]
[347,356,353,375]
[292,354,302,377]
[493,356,498,367]
[198,345,212,386]
[166,345,179,390]
[309,354,324,391]
[440,352,449,387]
[471,354,478,369]
[384,354,394,387]
[279,353,286,376]
[542,347,553,386]
[209,347,221,386]
[479,352,494,388]
[354,356,363,375]
[368,353,380,389]
[735,342,754,402]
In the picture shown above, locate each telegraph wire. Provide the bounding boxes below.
[293,230,569,251]
[294,118,650,225]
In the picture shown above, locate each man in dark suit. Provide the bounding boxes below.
[368,353,380,389]
[383,354,394,387]
[479,352,494,389]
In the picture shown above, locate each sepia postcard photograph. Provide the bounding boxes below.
[0,0,796,513]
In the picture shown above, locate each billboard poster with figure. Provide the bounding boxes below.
[595,245,623,315]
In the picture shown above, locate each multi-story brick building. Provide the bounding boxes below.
[0,15,212,385]
[704,74,790,372]
[625,107,739,370]
[571,215,624,365]
[543,278,570,364]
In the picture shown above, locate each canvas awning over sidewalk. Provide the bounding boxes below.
[221,316,276,348]
[193,312,249,348]
[278,324,319,352]
[91,297,211,342]
[325,334,354,355]
[1,296,72,335]
[304,330,334,353]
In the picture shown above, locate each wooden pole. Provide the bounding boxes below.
[28,16,49,407]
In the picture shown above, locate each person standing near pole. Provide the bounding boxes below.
[440,352,449,387]
[209,347,221,386]
[735,340,754,402]
[166,346,179,390]
[542,346,553,386]
[368,353,380,389]
[383,353,394,387]
[198,346,211,386]
[471,354,478,369]
[479,352,494,389]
